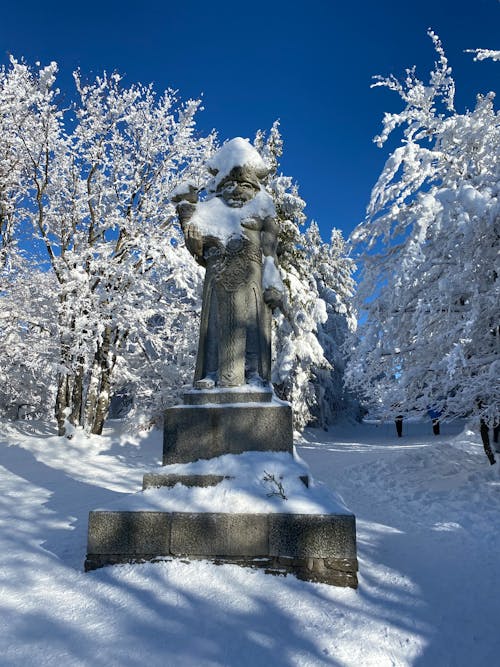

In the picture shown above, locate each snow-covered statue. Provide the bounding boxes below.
[172,138,284,389]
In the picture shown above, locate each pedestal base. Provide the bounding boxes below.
[85,391,358,588]
[85,508,358,587]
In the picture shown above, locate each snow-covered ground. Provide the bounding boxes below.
[1,418,499,666]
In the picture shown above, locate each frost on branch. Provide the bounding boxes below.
[466,49,500,62]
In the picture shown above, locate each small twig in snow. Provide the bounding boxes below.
[262,470,287,500]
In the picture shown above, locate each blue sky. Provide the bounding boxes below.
[0,0,498,242]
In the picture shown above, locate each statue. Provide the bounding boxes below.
[172,138,284,390]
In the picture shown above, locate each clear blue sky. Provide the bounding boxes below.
[1,0,498,241]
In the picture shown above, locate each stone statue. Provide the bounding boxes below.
[172,138,284,390]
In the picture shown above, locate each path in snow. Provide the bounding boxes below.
[298,420,500,666]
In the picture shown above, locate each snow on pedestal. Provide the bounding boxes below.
[86,447,358,587]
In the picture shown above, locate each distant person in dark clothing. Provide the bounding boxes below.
[427,407,441,436]
[480,419,496,465]
[395,415,403,437]
[477,400,497,464]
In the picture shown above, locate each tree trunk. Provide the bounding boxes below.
[91,364,112,435]
[84,357,101,432]
[55,373,70,435]
[55,294,75,436]
[69,359,85,427]
[91,327,118,435]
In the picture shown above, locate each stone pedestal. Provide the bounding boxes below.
[85,389,359,588]
[164,391,293,464]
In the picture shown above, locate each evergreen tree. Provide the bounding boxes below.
[255,123,357,428]
[304,223,358,426]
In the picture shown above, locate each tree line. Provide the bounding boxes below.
[0,61,356,435]
[1,34,498,453]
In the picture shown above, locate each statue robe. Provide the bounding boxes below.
[194,227,271,387]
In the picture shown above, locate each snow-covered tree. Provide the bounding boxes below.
[0,57,215,435]
[109,256,203,429]
[0,58,33,270]
[255,123,357,429]
[254,123,327,428]
[0,256,57,419]
[346,32,499,443]
[304,222,358,426]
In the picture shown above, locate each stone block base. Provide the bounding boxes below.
[142,473,231,490]
[85,510,358,588]
[183,388,273,405]
[163,401,293,464]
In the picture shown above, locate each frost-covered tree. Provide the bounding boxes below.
[0,57,214,435]
[0,59,32,270]
[0,256,57,419]
[254,123,327,428]
[0,60,60,419]
[346,32,499,444]
[109,256,203,429]
[255,123,357,428]
[304,222,358,426]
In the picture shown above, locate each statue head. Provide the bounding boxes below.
[216,165,260,208]
[208,138,269,208]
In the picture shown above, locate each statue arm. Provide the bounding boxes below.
[261,215,284,310]
[261,215,280,258]
[173,202,204,266]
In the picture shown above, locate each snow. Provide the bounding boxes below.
[176,395,288,409]
[262,255,284,292]
[348,35,499,429]
[207,137,268,186]
[169,179,198,199]
[467,48,500,62]
[97,451,349,515]
[1,418,500,666]
[184,385,274,395]
[187,189,275,244]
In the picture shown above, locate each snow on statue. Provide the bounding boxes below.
[172,138,284,389]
